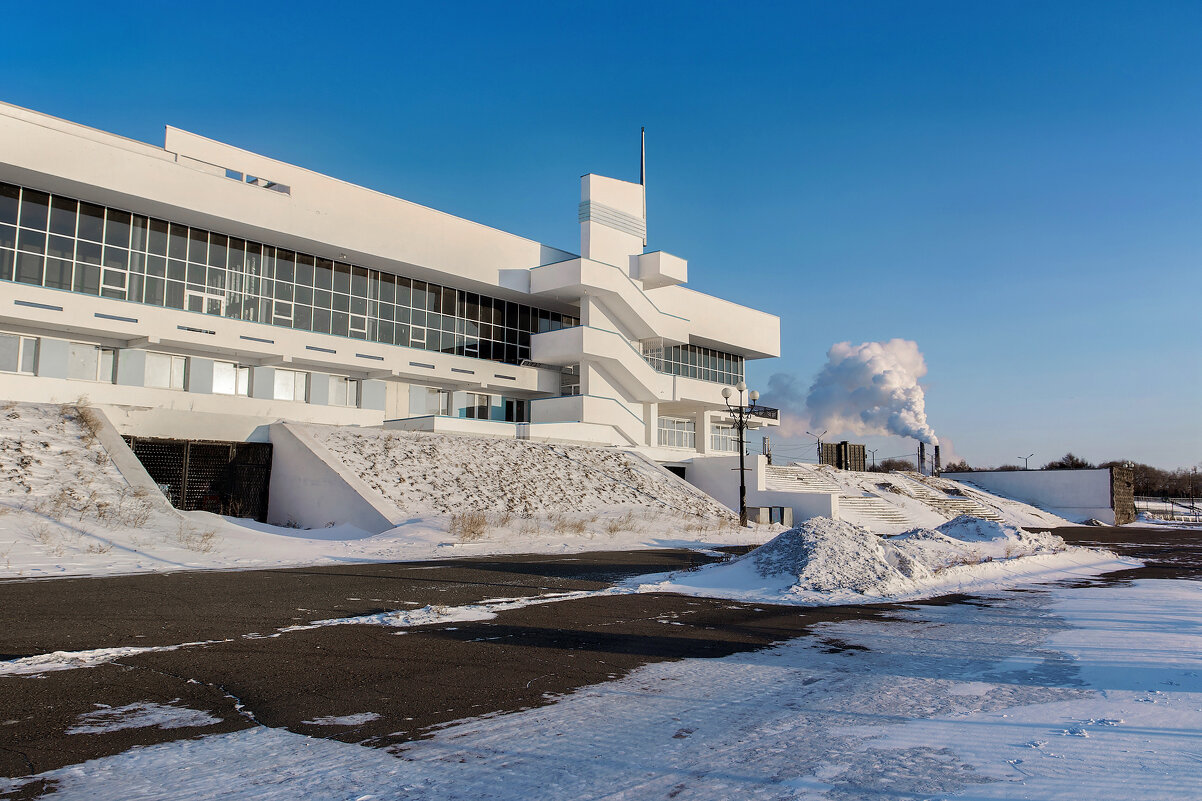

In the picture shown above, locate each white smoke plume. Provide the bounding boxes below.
[804,339,938,445]
[762,340,939,445]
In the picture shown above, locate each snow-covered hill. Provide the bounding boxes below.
[301,423,733,519]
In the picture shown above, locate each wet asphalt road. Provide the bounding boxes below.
[1,526,1198,795]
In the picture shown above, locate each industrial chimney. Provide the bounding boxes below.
[918,442,927,476]
[933,444,941,476]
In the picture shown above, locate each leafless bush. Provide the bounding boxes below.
[176,522,220,553]
[450,511,488,542]
[605,511,638,534]
[72,402,104,448]
[85,541,114,555]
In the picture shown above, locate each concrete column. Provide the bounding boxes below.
[695,409,711,454]
[388,382,411,419]
[115,348,146,387]
[360,379,386,411]
[188,358,215,394]
[35,338,69,379]
[644,402,658,447]
[308,372,331,406]
[251,366,276,400]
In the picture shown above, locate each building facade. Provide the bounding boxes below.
[0,102,779,461]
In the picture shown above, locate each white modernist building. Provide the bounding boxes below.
[0,101,779,465]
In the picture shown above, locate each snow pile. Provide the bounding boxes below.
[637,516,1135,604]
[303,424,732,519]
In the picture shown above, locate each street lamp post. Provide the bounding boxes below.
[867,448,878,470]
[806,429,827,464]
[722,381,760,527]
[1020,453,1034,470]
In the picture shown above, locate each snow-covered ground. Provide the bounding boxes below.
[770,463,1072,531]
[0,403,766,580]
[4,576,1197,800]
[636,516,1136,605]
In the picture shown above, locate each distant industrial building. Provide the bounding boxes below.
[819,441,866,472]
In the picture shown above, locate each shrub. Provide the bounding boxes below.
[450,511,488,541]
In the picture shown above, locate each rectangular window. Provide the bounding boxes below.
[146,352,187,390]
[329,375,358,407]
[0,333,37,374]
[463,392,490,420]
[711,423,739,453]
[560,364,581,396]
[657,417,696,449]
[66,343,115,382]
[410,385,451,416]
[213,361,250,396]
[273,369,308,402]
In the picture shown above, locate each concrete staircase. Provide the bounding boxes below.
[836,494,915,525]
[897,473,1004,521]
[764,464,842,493]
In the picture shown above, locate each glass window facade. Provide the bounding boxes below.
[642,341,744,386]
[0,182,578,368]
[657,416,696,449]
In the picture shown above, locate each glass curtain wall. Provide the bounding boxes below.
[0,182,578,368]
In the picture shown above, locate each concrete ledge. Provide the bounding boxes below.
[268,422,403,533]
[84,405,181,517]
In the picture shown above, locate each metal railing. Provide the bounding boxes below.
[1135,496,1201,522]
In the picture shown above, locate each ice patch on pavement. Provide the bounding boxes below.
[0,640,229,677]
[302,713,381,727]
[635,516,1139,605]
[283,588,623,631]
[66,701,221,734]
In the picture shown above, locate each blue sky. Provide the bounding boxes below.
[2,1,1198,469]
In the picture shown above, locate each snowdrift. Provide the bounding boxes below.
[636,516,1138,605]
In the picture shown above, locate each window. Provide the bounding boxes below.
[657,417,696,449]
[213,361,250,396]
[330,375,358,407]
[410,385,451,416]
[711,423,739,452]
[0,180,582,369]
[0,333,37,374]
[504,398,528,423]
[67,343,115,382]
[646,343,744,386]
[561,364,581,396]
[145,352,187,389]
[273,369,308,402]
[464,392,490,420]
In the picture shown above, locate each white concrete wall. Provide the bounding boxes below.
[0,102,575,302]
[686,454,838,522]
[267,422,401,533]
[944,469,1116,524]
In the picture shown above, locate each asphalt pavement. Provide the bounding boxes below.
[1,526,1198,796]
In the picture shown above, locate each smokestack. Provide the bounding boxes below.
[918,442,927,476]
[933,445,941,476]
